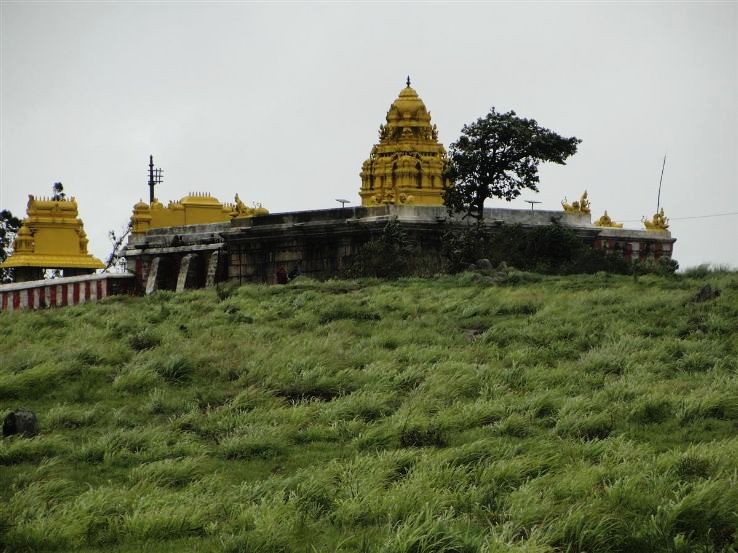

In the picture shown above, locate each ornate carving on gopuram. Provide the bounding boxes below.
[359,78,451,206]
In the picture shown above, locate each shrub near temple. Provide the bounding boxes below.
[444,222,637,275]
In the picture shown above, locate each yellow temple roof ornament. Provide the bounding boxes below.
[642,207,669,231]
[561,190,591,214]
[131,192,268,234]
[0,195,104,270]
[593,210,623,228]
[359,77,451,207]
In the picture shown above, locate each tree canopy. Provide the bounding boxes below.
[443,108,581,220]
[52,182,65,201]
[1,209,22,283]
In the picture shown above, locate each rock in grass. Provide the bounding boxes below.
[476,258,493,272]
[693,284,721,303]
[3,410,39,437]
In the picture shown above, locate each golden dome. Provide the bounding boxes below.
[387,85,431,125]
[180,193,222,206]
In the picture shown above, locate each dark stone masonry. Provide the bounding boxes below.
[124,205,676,293]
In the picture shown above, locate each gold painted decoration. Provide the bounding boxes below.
[642,208,669,231]
[359,79,451,206]
[561,190,591,214]
[0,195,105,270]
[131,192,268,234]
[593,210,623,228]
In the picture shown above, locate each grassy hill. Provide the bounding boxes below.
[1,269,737,552]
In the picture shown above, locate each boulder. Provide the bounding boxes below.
[476,259,493,271]
[3,410,39,437]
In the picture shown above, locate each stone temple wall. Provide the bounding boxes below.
[124,206,676,292]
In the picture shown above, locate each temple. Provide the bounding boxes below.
[360,79,450,206]
[122,80,677,292]
[0,195,105,282]
[1,79,679,309]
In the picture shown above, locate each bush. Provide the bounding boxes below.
[633,256,679,277]
[345,218,417,278]
[442,222,634,275]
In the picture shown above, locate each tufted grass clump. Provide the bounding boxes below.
[1,270,737,552]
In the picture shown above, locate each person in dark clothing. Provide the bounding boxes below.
[275,266,288,284]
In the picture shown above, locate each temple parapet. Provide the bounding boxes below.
[131,192,268,234]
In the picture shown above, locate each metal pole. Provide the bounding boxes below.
[148,155,155,204]
[656,154,666,213]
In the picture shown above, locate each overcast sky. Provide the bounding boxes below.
[1,1,736,269]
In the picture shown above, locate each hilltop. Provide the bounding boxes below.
[1,269,737,552]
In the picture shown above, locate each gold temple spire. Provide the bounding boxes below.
[359,81,450,206]
[0,195,104,278]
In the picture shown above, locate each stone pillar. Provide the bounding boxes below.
[176,254,196,292]
[145,256,160,295]
[205,251,220,288]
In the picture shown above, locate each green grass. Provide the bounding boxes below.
[1,270,737,552]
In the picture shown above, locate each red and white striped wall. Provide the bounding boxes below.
[0,273,135,313]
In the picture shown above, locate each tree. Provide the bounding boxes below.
[0,209,22,283]
[105,222,132,273]
[52,182,65,200]
[443,108,581,220]
[346,218,415,278]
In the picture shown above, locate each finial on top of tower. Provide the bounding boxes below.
[406,75,411,87]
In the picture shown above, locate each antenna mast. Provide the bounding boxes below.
[148,155,164,204]
[656,154,666,212]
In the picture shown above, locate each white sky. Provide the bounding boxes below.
[1,1,736,269]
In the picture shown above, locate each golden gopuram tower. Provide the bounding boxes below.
[0,195,105,281]
[360,78,451,206]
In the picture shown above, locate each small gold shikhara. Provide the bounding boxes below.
[561,190,591,214]
[0,195,104,271]
[359,79,451,207]
[593,210,623,228]
[131,193,268,234]
[642,208,669,231]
